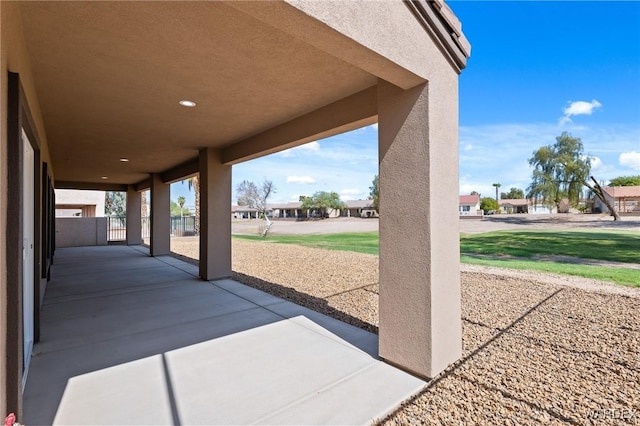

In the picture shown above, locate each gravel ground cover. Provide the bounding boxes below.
[169,237,639,425]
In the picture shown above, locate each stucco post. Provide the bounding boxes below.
[125,186,143,245]
[377,79,461,379]
[149,174,170,256]
[199,148,232,280]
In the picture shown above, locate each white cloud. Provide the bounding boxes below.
[277,141,320,158]
[589,155,603,172]
[371,123,378,130]
[463,143,473,151]
[619,151,640,171]
[339,188,366,201]
[560,99,602,124]
[340,189,360,195]
[286,175,316,184]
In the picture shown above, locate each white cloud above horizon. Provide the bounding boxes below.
[619,151,640,171]
[278,141,321,158]
[286,175,316,184]
[459,122,640,195]
[340,188,367,201]
[559,100,602,124]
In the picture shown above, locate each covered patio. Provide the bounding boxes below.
[24,245,424,425]
[2,1,470,420]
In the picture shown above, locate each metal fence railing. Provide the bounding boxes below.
[142,217,150,239]
[107,216,195,242]
[171,216,196,236]
[107,216,126,242]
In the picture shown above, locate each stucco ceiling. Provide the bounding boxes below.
[17,1,377,186]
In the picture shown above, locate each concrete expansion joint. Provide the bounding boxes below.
[251,363,378,425]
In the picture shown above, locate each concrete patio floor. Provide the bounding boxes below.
[24,245,425,425]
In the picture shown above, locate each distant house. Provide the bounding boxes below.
[269,202,307,219]
[459,194,481,216]
[527,199,557,214]
[231,205,259,219]
[341,199,378,218]
[268,200,377,219]
[593,186,640,215]
[499,199,528,214]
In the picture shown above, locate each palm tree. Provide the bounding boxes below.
[184,176,200,235]
[177,196,186,218]
[492,183,501,202]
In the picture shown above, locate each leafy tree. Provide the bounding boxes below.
[369,174,379,212]
[480,197,499,214]
[500,187,525,199]
[236,179,276,236]
[527,132,619,220]
[170,200,183,217]
[527,132,590,209]
[299,191,346,218]
[609,175,640,186]
[105,191,126,216]
[470,190,480,196]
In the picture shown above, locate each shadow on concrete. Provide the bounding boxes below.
[232,271,379,334]
[25,246,395,425]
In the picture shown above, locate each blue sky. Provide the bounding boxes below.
[172,1,640,209]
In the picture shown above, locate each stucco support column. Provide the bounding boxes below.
[377,79,461,379]
[199,148,232,280]
[126,186,143,245]
[150,174,170,256]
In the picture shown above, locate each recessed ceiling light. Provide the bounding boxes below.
[179,100,196,107]
[119,158,129,162]
[101,176,108,180]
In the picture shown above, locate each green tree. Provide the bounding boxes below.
[527,132,619,220]
[609,175,640,186]
[480,197,499,214]
[299,191,346,218]
[236,179,276,236]
[500,187,525,199]
[170,200,183,217]
[105,191,126,216]
[369,174,379,212]
[470,190,480,196]
[527,132,591,209]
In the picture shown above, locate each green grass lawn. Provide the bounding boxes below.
[234,230,640,287]
[235,232,380,255]
[460,230,639,264]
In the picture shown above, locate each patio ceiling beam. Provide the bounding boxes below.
[54,181,127,192]
[221,86,377,165]
[160,159,199,185]
[133,179,151,193]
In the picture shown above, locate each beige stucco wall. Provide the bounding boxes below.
[1,2,54,417]
[55,218,107,248]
